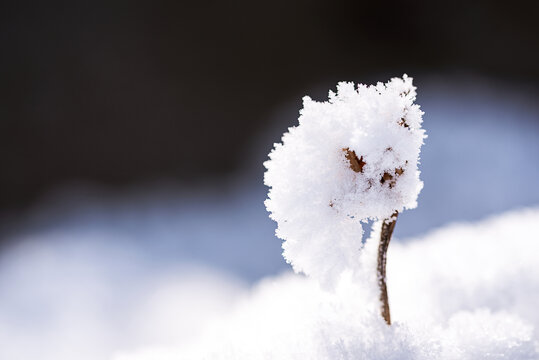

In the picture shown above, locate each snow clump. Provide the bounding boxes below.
[264,75,426,283]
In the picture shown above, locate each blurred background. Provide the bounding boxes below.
[2,0,539,213]
[1,1,539,359]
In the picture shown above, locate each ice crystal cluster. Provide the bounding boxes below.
[264,75,426,282]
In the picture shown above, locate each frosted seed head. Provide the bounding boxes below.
[264,75,426,283]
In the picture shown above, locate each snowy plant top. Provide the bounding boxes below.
[264,75,426,283]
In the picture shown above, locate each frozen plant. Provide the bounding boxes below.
[264,75,426,324]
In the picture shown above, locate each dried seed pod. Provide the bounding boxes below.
[264,75,425,284]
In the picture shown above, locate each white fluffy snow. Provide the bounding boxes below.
[264,76,426,283]
[0,238,246,360]
[115,207,539,360]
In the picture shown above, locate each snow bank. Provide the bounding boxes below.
[264,76,426,283]
[115,207,539,360]
[0,238,247,360]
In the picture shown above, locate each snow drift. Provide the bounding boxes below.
[115,207,539,360]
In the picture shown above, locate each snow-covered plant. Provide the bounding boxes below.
[264,75,426,324]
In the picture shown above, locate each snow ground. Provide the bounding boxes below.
[0,78,538,359]
[2,207,538,360]
[111,207,539,360]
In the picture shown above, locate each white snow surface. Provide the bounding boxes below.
[264,75,426,284]
[115,207,539,360]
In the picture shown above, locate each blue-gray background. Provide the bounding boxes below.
[2,78,538,283]
[1,0,538,283]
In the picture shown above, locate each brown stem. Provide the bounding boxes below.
[377,211,398,325]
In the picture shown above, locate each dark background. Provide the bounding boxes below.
[1,0,538,211]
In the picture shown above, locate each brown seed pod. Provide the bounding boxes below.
[343,148,366,173]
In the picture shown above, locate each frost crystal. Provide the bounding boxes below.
[264,75,426,283]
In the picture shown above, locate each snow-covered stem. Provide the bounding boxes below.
[377,212,398,325]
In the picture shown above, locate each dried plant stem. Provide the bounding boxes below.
[377,211,398,325]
